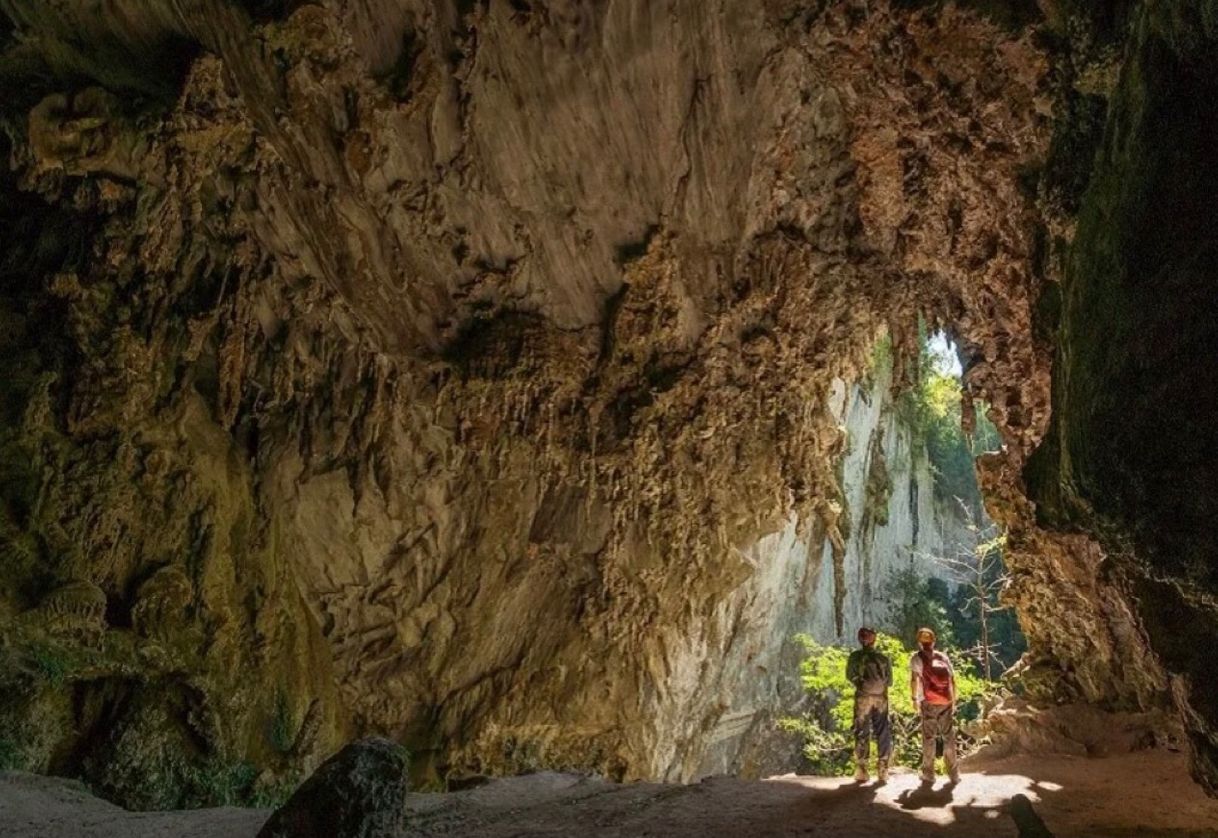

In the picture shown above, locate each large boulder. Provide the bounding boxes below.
[974,697,1180,761]
[258,738,410,838]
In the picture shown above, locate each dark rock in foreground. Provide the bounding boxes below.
[258,738,409,838]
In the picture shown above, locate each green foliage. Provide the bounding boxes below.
[250,770,303,809]
[867,333,894,384]
[882,569,956,649]
[890,328,1001,511]
[182,760,301,810]
[0,736,18,770]
[87,706,278,811]
[950,585,1026,673]
[0,655,73,774]
[183,760,260,808]
[100,751,292,811]
[0,625,306,810]
[944,534,1028,674]
[271,690,296,754]
[780,632,992,775]
[25,642,73,688]
[885,542,1027,680]
[921,372,980,505]
[869,326,1000,512]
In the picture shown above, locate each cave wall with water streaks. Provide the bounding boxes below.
[1026,0,1218,791]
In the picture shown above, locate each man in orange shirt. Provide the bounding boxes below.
[908,627,959,784]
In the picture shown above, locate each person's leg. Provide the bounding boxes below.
[852,696,871,781]
[919,703,936,781]
[942,705,960,782]
[873,699,892,782]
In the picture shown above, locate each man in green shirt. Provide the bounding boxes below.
[845,626,893,783]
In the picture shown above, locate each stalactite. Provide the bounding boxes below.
[2,0,1157,796]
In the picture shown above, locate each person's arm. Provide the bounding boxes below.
[948,656,957,706]
[846,651,860,687]
[909,655,921,705]
[884,654,893,688]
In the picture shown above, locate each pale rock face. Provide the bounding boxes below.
[817,369,976,642]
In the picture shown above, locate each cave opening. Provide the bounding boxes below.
[757,323,1027,779]
[882,326,1025,681]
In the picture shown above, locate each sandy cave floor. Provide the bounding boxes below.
[3,751,1218,837]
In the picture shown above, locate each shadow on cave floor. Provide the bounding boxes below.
[3,750,1218,837]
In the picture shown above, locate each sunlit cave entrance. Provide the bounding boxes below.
[700,326,1027,778]
[674,311,1202,833]
[817,326,1021,668]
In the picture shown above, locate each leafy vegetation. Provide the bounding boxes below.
[871,326,1002,512]
[886,556,1026,679]
[0,736,18,770]
[881,569,956,649]
[93,746,292,811]
[913,341,1000,509]
[84,701,305,811]
[271,689,297,754]
[779,632,992,775]
[0,629,305,809]
[939,529,1026,677]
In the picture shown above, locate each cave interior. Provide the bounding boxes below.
[0,0,1217,834]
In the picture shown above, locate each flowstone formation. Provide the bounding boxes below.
[0,0,1200,805]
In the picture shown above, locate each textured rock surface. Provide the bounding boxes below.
[257,737,409,838]
[1024,0,1218,792]
[0,0,1206,803]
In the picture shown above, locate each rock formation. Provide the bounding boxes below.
[1024,0,1218,791]
[257,737,410,838]
[0,0,1212,805]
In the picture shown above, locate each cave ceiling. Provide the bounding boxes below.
[0,0,1214,800]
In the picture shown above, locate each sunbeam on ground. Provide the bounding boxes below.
[4,751,1218,838]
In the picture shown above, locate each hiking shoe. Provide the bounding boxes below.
[948,768,961,785]
[876,760,889,784]
[919,770,935,784]
[853,765,869,783]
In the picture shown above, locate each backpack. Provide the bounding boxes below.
[919,650,952,702]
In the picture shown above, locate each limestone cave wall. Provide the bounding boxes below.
[0,0,1205,806]
[1025,0,1218,791]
